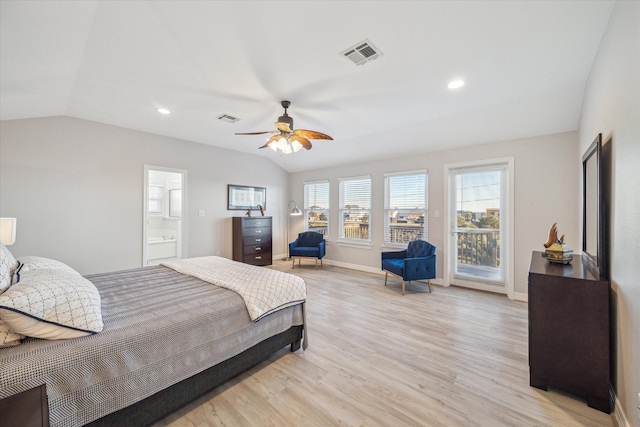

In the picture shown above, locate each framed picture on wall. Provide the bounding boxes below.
[227,185,266,210]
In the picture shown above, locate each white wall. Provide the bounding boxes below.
[578,1,640,425]
[290,131,580,296]
[0,116,289,274]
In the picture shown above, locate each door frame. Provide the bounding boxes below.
[143,165,188,266]
[443,157,515,299]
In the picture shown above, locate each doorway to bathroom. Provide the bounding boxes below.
[143,166,187,266]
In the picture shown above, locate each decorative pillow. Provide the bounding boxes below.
[0,319,24,347]
[0,268,103,340]
[0,243,19,294]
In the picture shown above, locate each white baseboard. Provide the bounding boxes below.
[323,259,383,275]
[321,259,445,287]
[611,386,631,427]
[513,292,528,302]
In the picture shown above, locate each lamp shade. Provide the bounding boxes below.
[0,218,17,245]
[288,200,302,216]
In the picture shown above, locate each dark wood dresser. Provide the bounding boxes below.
[528,251,610,412]
[0,385,49,427]
[232,216,272,266]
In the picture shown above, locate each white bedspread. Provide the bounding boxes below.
[162,256,306,322]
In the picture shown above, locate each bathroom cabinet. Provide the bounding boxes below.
[232,217,272,266]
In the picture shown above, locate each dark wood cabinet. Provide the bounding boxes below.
[232,216,272,266]
[528,251,610,413]
[0,385,49,427]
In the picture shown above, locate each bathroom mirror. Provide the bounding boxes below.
[582,133,605,277]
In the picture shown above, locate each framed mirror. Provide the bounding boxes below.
[582,133,606,277]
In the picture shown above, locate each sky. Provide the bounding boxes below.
[456,170,501,213]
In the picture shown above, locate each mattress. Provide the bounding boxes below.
[0,265,304,427]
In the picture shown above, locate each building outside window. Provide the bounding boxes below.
[384,170,428,245]
[304,180,329,237]
[339,176,371,243]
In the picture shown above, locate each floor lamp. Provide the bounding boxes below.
[286,200,302,260]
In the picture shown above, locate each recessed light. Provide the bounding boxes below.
[448,80,465,89]
[157,108,171,115]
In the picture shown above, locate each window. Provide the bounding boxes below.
[148,185,163,213]
[304,180,329,237]
[384,170,428,245]
[339,176,371,243]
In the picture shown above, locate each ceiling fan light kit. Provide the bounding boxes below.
[268,136,303,153]
[235,100,333,155]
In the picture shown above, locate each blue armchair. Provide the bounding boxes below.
[381,239,436,295]
[289,231,326,269]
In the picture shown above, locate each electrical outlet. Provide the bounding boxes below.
[198,210,205,216]
[434,210,440,218]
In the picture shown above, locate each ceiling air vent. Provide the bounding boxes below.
[217,114,239,123]
[340,39,383,66]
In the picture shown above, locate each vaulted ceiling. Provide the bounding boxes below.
[0,1,614,172]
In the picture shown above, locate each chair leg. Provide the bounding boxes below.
[384,272,388,286]
[427,279,433,293]
[315,259,318,270]
[402,280,405,296]
[292,258,295,269]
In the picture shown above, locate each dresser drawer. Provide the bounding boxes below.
[242,218,271,229]
[242,226,270,238]
[243,235,270,246]
[244,252,272,265]
[243,243,271,256]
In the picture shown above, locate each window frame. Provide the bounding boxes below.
[383,169,428,246]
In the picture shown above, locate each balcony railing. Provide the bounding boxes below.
[456,228,500,267]
[308,222,499,273]
[343,223,369,240]
[388,223,425,244]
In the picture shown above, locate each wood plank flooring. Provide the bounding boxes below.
[153,261,614,427]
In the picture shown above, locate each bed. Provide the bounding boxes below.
[0,248,307,427]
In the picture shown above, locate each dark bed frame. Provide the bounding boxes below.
[2,325,303,427]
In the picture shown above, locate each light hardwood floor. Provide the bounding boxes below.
[154,261,614,427]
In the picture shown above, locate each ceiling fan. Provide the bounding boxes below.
[235,100,333,153]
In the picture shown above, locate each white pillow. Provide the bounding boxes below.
[16,255,79,276]
[0,243,19,294]
[0,319,24,347]
[0,268,103,340]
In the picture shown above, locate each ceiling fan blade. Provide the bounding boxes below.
[275,122,293,133]
[289,135,313,150]
[235,131,276,135]
[293,129,333,140]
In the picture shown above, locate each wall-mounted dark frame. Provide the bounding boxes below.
[228,185,266,210]
[582,133,609,278]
